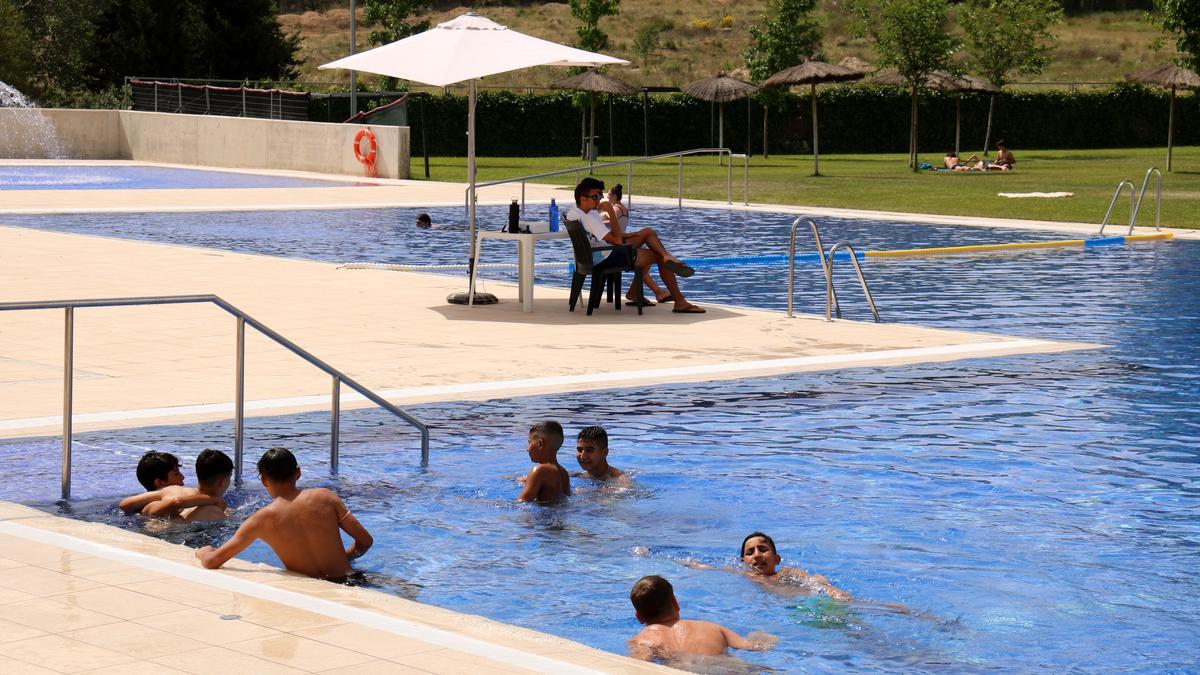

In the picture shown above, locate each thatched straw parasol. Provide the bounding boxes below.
[869,70,998,165]
[1126,63,1200,171]
[762,60,865,175]
[682,73,759,157]
[838,56,875,74]
[550,69,637,165]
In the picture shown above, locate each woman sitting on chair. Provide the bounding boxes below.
[602,184,674,306]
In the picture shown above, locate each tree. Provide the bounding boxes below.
[569,0,621,53]
[0,0,33,92]
[364,0,430,90]
[961,0,1062,155]
[633,23,662,65]
[743,0,822,157]
[1156,0,1200,70]
[850,0,958,168]
[18,0,106,99]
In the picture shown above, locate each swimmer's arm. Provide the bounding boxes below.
[195,513,262,569]
[335,498,373,560]
[119,490,163,513]
[809,573,853,601]
[728,629,778,652]
[681,560,741,574]
[517,465,552,502]
[143,492,218,518]
[627,636,660,662]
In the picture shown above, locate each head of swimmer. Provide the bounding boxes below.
[527,421,564,464]
[196,449,234,497]
[741,532,782,576]
[575,425,610,477]
[257,447,300,495]
[631,575,680,625]
[136,451,184,491]
[416,213,431,228]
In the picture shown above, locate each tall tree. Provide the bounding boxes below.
[570,0,621,53]
[18,0,106,98]
[0,0,33,92]
[364,0,431,90]
[961,0,1062,155]
[743,0,823,157]
[1155,0,1200,70]
[850,0,958,168]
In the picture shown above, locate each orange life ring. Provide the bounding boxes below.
[353,127,378,167]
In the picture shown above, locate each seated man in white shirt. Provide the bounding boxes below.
[566,177,704,314]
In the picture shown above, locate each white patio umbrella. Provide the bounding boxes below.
[321,12,627,304]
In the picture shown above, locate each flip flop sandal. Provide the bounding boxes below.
[672,305,706,314]
[665,260,696,278]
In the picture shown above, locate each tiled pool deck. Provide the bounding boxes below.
[2,160,1192,673]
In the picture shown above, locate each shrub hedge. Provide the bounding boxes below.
[312,83,1199,156]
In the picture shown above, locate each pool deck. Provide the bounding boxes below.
[0,160,1159,674]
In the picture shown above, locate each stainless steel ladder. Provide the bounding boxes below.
[787,217,881,322]
[1098,167,1163,235]
[0,295,431,500]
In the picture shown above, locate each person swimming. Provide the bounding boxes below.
[686,531,853,600]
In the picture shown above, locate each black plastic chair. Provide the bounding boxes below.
[563,215,646,315]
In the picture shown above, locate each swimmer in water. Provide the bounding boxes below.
[416,213,432,228]
[517,421,570,502]
[118,450,228,521]
[628,575,776,667]
[574,425,628,482]
[687,531,853,601]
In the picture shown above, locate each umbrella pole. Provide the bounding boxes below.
[450,78,494,306]
[1168,86,1175,172]
[811,83,820,177]
[955,97,961,157]
[719,103,724,166]
[643,90,649,156]
[910,84,918,169]
[983,93,995,157]
[589,93,597,168]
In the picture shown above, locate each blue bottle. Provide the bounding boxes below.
[548,198,559,232]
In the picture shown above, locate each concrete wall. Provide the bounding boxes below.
[0,108,120,159]
[1,108,410,179]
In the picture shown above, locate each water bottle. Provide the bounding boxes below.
[508,199,520,233]
[548,199,559,232]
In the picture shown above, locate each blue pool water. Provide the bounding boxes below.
[0,208,1197,671]
[0,165,373,190]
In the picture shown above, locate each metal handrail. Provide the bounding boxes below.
[0,294,430,499]
[826,243,881,323]
[467,148,750,222]
[1128,167,1162,234]
[1098,180,1136,235]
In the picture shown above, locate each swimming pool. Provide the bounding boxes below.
[0,165,375,190]
[1,220,1195,671]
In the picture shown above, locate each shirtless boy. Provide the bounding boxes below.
[628,575,775,665]
[195,447,373,580]
[575,426,627,482]
[685,531,852,600]
[517,421,570,502]
[118,450,226,520]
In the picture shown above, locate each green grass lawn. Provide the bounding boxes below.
[411,147,1200,230]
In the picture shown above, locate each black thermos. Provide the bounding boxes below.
[508,199,520,233]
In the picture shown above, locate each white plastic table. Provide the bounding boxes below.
[468,230,569,312]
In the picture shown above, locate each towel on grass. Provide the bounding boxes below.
[997,191,1074,198]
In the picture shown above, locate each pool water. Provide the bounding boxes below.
[0,165,374,190]
[0,212,1196,671]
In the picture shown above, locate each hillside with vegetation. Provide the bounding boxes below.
[280,1,1186,91]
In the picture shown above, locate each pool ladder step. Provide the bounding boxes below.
[1099,167,1162,235]
[787,217,881,322]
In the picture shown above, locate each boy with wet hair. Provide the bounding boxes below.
[575,425,627,482]
[196,447,373,580]
[518,421,570,502]
[119,450,223,519]
[683,532,852,600]
[628,575,776,664]
[178,449,234,521]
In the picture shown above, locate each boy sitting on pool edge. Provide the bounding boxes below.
[518,420,571,502]
[575,425,628,482]
[628,575,776,665]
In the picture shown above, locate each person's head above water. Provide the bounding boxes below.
[576,425,611,476]
[573,177,605,208]
[741,532,783,576]
[257,447,299,485]
[195,449,234,493]
[136,451,183,491]
[416,213,432,228]
[527,420,564,462]
[630,575,679,624]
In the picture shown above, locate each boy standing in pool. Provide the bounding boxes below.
[628,575,776,664]
[119,450,225,520]
[195,447,373,580]
[575,426,628,482]
[517,421,570,502]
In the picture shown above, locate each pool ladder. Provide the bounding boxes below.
[787,217,880,322]
[0,295,431,500]
[1098,167,1162,235]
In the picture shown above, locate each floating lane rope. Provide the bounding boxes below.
[340,233,1173,272]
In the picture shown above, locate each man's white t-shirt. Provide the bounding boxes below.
[566,205,612,264]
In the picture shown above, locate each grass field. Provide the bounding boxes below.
[411,147,1199,229]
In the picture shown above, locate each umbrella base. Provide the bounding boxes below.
[447,291,498,305]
